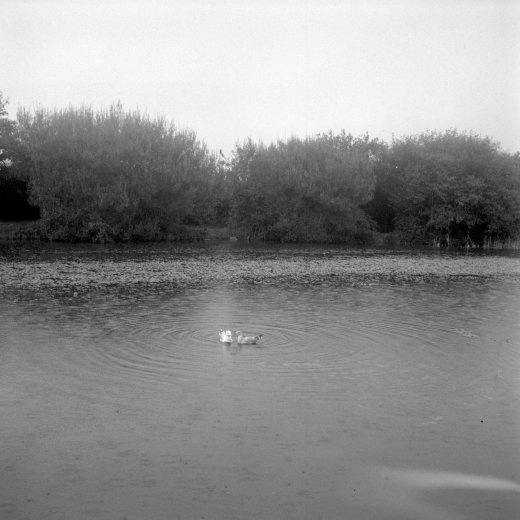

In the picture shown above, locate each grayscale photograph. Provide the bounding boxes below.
[1,1,519,519]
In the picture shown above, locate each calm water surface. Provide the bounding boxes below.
[1,245,519,519]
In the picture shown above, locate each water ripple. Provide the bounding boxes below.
[4,282,519,404]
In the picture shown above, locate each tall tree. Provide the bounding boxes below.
[0,92,16,177]
[16,103,218,240]
[228,132,381,243]
[0,93,40,220]
[381,131,520,245]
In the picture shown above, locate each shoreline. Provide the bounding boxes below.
[2,221,519,251]
[0,221,234,242]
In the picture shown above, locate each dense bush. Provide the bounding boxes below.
[12,103,221,241]
[367,131,520,246]
[227,132,382,243]
[1,93,39,221]
[1,92,519,245]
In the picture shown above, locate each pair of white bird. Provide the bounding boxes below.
[219,329,263,345]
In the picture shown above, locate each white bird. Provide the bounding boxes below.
[235,331,263,345]
[219,330,233,343]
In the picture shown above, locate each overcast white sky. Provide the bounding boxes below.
[2,0,519,155]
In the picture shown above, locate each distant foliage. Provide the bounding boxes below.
[227,132,382,243]
[0,92,40,221]
[367,131,520,246]
[0,92,16,166]
[1,93,519,246]
[14,103,220,241]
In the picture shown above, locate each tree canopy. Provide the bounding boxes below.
[0,92,40,220]
[227,132,382,243]
[368,131,520,246]
[13,103,219,241]
[0,97,519,246]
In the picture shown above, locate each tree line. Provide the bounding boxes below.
[1,92,519,246]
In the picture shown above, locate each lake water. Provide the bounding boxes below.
[1,243,519,519]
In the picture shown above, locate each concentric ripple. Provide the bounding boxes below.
[4,281,518,405]
[10,282,503,405]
